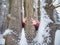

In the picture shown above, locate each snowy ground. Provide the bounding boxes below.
[0,30,60,45]
[54,30,60,45]
[0,34,5,45]
[0,29,13,45]
[18,28,28,45]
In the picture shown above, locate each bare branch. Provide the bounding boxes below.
[48,0,60,8]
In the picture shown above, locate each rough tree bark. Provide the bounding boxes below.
[4,0,22,45]
[44,0,59,45]
[24,0,35,43]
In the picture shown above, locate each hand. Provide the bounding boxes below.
[31,18,36,25]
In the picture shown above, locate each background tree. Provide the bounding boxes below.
[0,0,9,34]
[4,0,22,45]
[44,0,60,45]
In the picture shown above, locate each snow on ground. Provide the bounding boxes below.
[18,28,28,45]
[0,34,5,45]
[33,0,53,45]
[54,30,60,45]
[0,29,13,45]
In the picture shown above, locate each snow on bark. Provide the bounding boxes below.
[53,0,60,8]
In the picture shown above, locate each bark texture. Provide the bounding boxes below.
[4,0,22,45]
[24,0,35,43]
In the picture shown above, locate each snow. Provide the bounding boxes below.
[40,0,46,7]
[56,7,60,23]
[0,29,13,45]
[33,0,53,45]
[0,34,5,45]
[53,0,58,6]
[22,0,24,18]
[19,28,28,45]
[3,5,6,8]
[3,29,13,36]
[54,30,60,45]
[53,0,60,7]
[56,7,60,15]
[53,4,60,24]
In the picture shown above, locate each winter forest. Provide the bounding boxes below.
[0,0,60,45]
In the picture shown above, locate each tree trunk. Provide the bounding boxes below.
[24,0,35,43]
[0,0,9,34]
[37,0,40,21]
[44,0,56,45]
[9,0,22,33]
[5,0,22,45]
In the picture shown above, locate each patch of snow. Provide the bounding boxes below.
[0,34,5,45]
[54,30,60,45]
[53,0,58,6]
[53,0,60,7]
[53,7,60,24]
[18,28,28,45]
[3,29,13,36]
[40,0,47,7]
[33,0,38,8]
[56,7,60,14]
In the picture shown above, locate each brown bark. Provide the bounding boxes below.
[44,0,57,45]
[37,0,40,21]
[9,0,22,32]
[4,0,22,45]
[24,0,35,43]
